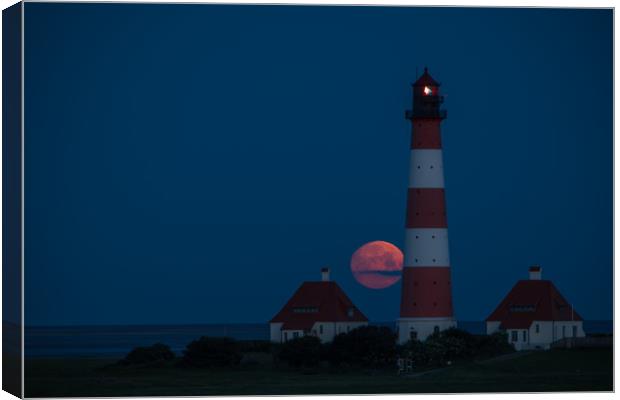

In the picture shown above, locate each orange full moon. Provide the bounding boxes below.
[350,241,404,289]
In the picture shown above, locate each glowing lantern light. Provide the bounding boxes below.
[423,86,433,95]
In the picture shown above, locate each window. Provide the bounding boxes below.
[293,332,299,339]
[293,307,318,313]
[319,324,323,334]
[284,332,288,342]
[535,324,540,333]
[572,326,577,337]
[562,326,566,338]
[522,330,527,342]
[509,304,536,313]
[347,325,350,332]
[433,326,440,334]
[511,331,518,342]
[410,330,417,340]
[347,308,354,317]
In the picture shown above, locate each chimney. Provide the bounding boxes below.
[321,267,330,282]
[529,265,542,280]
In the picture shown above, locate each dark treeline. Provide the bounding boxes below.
[116,326,515,372]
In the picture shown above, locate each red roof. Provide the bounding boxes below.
[270,281,368,330]
[413,67,440,87]
[486,280,583,329]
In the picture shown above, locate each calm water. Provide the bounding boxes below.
[24,320,612,358]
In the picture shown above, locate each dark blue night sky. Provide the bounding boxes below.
[24,4,612,326]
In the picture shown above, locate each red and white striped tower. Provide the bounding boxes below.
[398,68,456,343]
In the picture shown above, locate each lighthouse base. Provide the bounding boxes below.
[397,317,456,344]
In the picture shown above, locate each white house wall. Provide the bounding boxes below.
[528,321,554,349]
[270,321,369,343]
[552,321,585,341]
[491,320,586,351]
[312,321,368,343]
[486,321,501,335]
[281,329,304,342]
[314,322,336,343]
[335,322,367,337]
[269,322,283,343]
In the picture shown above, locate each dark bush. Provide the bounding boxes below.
[276,336,322,368]
[401,336,456,368]
[238,340,272,354]
[400,329,515,368]
[329,326,397,369]
[474,331,515,357]
[587,332,612,338]
[118,343,175,366]
[399,338,430,366]
[426,327,477,362]
[181,336,242,368]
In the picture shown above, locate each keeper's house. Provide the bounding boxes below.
[270,268,368,343]
[486,266,585,351]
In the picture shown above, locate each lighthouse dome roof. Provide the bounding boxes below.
[413,67,440,87]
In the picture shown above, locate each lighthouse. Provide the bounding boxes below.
[398,68,456,344]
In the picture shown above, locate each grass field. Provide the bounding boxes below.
[25,348,612,397]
